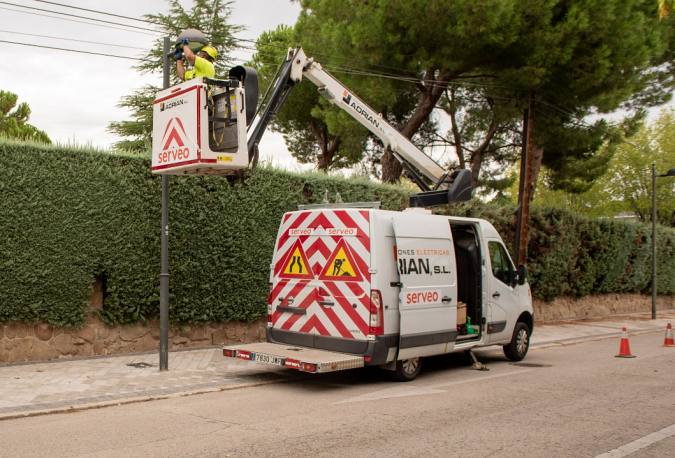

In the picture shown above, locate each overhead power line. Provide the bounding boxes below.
[0,39,145,60]
[0,29,147,50]
[0,1,160,33]
[31,0,159,24]
[0,6,158,35]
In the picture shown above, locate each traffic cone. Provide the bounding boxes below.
[664,322,675,347]
[615,326,636,358]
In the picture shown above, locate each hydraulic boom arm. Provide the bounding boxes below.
[247,48,472,205]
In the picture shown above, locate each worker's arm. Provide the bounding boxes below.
[182,44,197,66]
[176,58,186,80]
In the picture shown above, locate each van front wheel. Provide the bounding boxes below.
[503,322,530,361]
[394,357,421,382]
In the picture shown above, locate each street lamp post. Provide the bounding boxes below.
[651,163,656,320]
[651,165,675,320]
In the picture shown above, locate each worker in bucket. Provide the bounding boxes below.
[174,38,217,81]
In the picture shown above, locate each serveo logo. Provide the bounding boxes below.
[158,117,191,163]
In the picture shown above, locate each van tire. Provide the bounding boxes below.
[503,322,530,361]
[394,357,421,382]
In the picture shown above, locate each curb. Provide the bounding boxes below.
[531,326,663,350]
[0,377,300,422]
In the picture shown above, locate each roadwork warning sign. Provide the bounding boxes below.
[280,241,312,279]
[319,240,363,282]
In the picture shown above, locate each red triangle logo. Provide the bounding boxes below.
[319,239,363,282]
[278,240,313,279]
[162,117,187,150]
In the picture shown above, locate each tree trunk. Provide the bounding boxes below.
[380,69,457,183]
[381,148,403,182]
[514,92,536,266]
[468,115,498,186]
[447,89,464,169]
[310,120,340,172]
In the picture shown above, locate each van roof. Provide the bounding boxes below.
[284,208,502,240]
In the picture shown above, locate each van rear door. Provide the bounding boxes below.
[268,209,372,354]
[393,213,457,359]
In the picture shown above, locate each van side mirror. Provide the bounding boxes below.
[517,265,528,285]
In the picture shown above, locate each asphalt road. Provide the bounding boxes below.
[2,332,674,457]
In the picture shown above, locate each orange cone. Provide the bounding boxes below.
[664,322,675,347]
[615,326,636,358]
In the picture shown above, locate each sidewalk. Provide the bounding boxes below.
[1,312,673,421]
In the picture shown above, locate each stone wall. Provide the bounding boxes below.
[533,294,674,322]
[0,316,266,364]
[1,293,674,364]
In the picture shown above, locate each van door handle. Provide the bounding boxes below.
[442,296,452,303]
[492,292,501,298]
[318,300,334,307]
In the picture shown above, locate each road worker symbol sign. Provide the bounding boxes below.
[319,240,363,282]
[279,240,313,279]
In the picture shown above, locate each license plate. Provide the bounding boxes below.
[253,353,284,366]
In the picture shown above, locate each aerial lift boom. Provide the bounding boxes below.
[247,48,472,206]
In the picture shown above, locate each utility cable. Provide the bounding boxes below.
[0,29,147,50]
[0,39,146,60]
[31,0,160,24]
[0,1,161,33]
[0,6,158,35]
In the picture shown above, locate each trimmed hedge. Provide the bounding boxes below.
[449,203,675,301]
[0,141,406,326]
[1,141,673,326]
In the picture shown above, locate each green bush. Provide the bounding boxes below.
[0,141,406,326]
[1,141,673,326]
[446,202,675,301]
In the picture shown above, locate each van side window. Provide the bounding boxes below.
[488,241,514,286]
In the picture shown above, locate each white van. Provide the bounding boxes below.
[223,205,533,381]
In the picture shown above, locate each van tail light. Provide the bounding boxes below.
[267,282,273,325]
[223,348,236,358]
[368,289,384,336]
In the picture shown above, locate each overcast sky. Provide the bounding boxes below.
[1,1,672,176]
[0,0,306,170]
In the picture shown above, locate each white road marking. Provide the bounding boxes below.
[335,369,533,404]
[427,368,534,390]
[595,423,675,458]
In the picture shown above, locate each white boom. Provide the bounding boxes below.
[286,49,447,185]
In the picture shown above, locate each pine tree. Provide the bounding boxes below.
[108,0,241,152]
[0,90,51,144]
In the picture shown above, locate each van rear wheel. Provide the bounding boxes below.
[503,322,530,361]
[394,357,421,382]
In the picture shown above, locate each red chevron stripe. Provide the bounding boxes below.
[304,237,332,259]
[299,315,329,335]
[268,280,288,307]
[276,211,312,257]
[312,262,322,276]
[279,291,316,330]
[345,281,365,297]
[324,282,368,336]
[333,210,370,252]
[306,212,335,231]
[270,280,309,322]
[319,305,354,338]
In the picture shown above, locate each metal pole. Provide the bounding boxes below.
[160,37,171,370]
[651,162,657,320]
